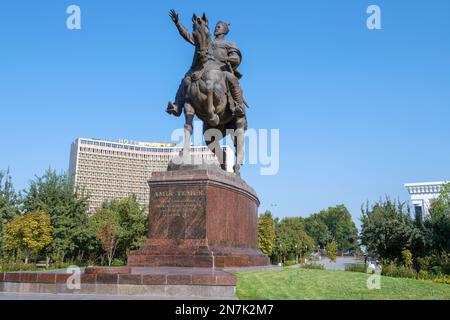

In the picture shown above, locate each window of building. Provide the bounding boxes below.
[414,205,423,217]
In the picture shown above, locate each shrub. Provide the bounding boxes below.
[416,256,431,272]
[418,269,429,277]
[345,263,367,273]
[325,241,338,262]
[381,262,417,279]
[430,277,450,285]
[51,261,72,270]
[397,266,417,278]
[416,253,450,275]
[415,270,450,284]
[0,261,37,272]
[112,258,125,266]
[402,249,413,268]
[431,253,450,275]
[381,262,396,277]
[430,266,443,275]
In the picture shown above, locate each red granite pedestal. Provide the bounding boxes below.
[127,165,270,268]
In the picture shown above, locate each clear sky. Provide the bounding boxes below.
[0,0,449,227]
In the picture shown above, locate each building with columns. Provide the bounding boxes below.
[69,138,234,213]
[404,181,448,216]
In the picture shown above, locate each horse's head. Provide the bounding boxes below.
[192,13,211,65]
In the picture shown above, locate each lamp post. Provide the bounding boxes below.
[295,244,298,264]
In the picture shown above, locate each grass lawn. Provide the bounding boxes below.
[236,268,450,300]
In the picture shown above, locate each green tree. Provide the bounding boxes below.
[22,168,90,262]
[0,169,21,258]
[304,213,330,248]
[273,217,314,263]
[91,209,122,266]
[361,198,421,261]
[318,205,359,252]
[101,195,148,261]
[427,183,450,252]
[3,211,53,264]
[326,241,338,262]
[410,206,431,258]
[258,211,276,255]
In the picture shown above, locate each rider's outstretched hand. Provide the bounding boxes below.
[169,9,179,24]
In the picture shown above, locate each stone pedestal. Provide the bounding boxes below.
[127,166,269,268]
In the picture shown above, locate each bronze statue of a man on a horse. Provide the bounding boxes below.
[166,10,248,174]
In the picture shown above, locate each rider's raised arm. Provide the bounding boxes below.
[175,21,195,45]
[169,10,195,45]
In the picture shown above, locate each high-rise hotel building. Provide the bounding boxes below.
[69,138,234,213]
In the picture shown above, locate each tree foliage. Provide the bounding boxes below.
[22,168,90,262]
[402,249,413,268]
[273,217,314,262]
[259,206,360,263]
[326,241,338,262]
[88,195,148,265]
[318,205,359,252]
[361,190,449,275]
[304,214,330,248]
[101,195,148,261]
[361,198,422,261]
[0,169,21,258]
[427,183,450,252]
[0,169,21,221]
[3,211,53,263]
[91,209,122,267]
[258,211,276,255]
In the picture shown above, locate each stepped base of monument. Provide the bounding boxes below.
[127,239,270,268]
[0,267,237,298]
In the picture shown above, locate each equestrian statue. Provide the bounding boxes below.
[166,10,249,175]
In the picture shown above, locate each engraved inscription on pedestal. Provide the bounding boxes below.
[149,186,206,240]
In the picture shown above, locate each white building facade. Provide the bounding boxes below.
[404,181,448,216]
[69,138,234,213]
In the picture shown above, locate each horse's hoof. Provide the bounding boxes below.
[208,114,220,126]
[166,102,179,116]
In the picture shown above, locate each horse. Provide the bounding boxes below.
[180,13,246,175]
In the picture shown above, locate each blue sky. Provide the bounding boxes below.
[0,0,449,227]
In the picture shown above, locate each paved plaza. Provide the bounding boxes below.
[315,257,363,270]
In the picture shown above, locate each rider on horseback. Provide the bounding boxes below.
[166,10,245,120]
